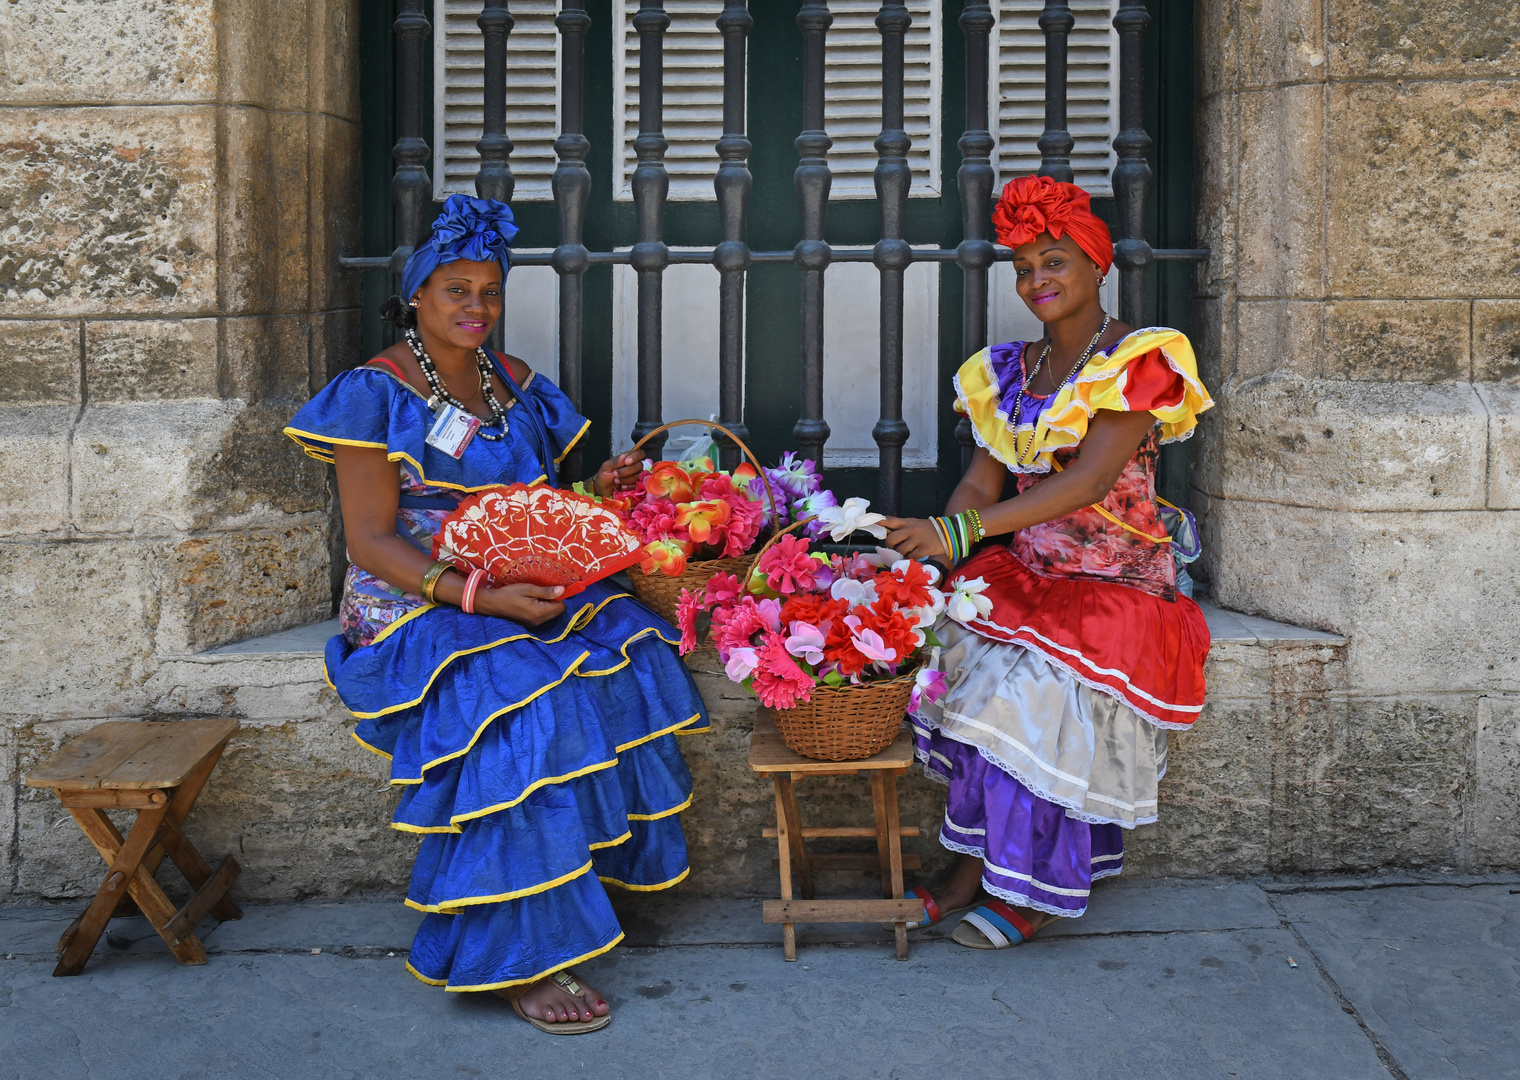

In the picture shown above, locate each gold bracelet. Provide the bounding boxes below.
[420,560,451,604]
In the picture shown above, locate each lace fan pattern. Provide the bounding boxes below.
[433,484,646,598]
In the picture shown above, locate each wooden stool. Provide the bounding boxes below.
[748,714,927,961]
[26,718,244,976]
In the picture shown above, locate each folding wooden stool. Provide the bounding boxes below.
[25,718,243,976]
[748,714,926,961]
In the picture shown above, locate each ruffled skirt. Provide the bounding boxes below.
[327,580,707,991]
[913,547,1209,918]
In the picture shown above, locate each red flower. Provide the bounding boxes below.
[823,614,869,678]
[644,461,696,503]
[757,534,818,594]
[752,633,814,709]
[859,604,919,667]
[703,571,744,606]
[675,588,701,653]
[780,594,847,633]
[629,496,684,543]
[873,561,937,611]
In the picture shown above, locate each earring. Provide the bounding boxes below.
[409,299,419,308]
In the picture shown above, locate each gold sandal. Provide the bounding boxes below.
[497,970,611,1035]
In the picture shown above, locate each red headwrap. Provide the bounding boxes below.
[991,175,1113,275]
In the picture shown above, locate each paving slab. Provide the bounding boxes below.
[1272,884,1520,1080]
[0,928,1384,1080]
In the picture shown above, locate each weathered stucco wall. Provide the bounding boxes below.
[0,2,359,895]
[1189,0,1520,873]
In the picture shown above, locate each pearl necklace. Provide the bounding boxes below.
[1013,314,1111,464]
[404,328,510,441]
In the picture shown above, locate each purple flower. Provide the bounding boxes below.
[794,489,840,539]
[766,452,821,503]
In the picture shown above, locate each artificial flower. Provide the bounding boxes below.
[793,489,840,539]
[946,576,994,624]
[783,621,827,667]
[858,605,919,665]
[752,634,815,709]
[628,496,683,544]
[908,667,949,712]
[779,594,847,632]
[767,451,821,501]
[843,614,898,665]
[714,595,782,658]
[814,497,888,543]
[675,498,732,545]
[830,576,878,608]
[675,588,702,652]
[897,557,940,586]
[873,560,939,611]
[757,534,820,594]
[640,538,691,576]
[643,461,697,503]
[725,646,760,681]
[703,571,744,606]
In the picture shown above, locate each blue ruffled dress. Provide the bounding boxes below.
[285,357,708,992]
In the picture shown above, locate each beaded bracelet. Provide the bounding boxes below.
[420,560,451,604]
[461,569,487,614]
[965,507,986,544]
[931,509,987,565]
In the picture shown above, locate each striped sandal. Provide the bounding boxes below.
[890,886,976,931]
[951,900,1044,949]
[497,970,612,1035]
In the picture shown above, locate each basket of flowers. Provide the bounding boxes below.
[674,505,952,762]
[602,419,841,627]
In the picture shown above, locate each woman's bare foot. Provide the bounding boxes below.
[920,853,987,916]
[508,971,609,1024]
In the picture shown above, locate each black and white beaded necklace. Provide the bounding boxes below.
[404,327,510,440]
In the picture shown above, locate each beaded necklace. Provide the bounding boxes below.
[404,328,511,441]
[1013,314,1110,465]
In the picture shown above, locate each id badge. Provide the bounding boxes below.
[425,404,482,459]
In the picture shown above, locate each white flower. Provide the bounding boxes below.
[860,546,904,568]
[814,497,888,543]
[830,577,879,607]
[946,577,994,625]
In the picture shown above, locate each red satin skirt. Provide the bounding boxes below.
[949,546,1209,729]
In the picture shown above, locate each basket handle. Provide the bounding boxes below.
[747,515,818,567]
[631,418,782,531]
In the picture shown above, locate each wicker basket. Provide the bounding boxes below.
[623,418,780,626]
[764,670,920,762]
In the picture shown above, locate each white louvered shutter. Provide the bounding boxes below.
[993,0,1117,195]
[825,0,941,199]
[614,0,725,201]
[434,0,560,201]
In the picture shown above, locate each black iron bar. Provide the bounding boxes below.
[714,0,754,472]
[1037,0,1075,182]
[793,0,833,469]
[630,1,672,456]
[476,2,515,355]
[954,0,995,472]
[872,0,912,514]
[340,248,1210,271]
[552,0,592,482]
[1112,0,1153,325]
[391,0,433,278]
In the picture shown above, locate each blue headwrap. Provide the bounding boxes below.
[399,194,520,304]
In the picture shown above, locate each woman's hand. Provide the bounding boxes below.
[593,449,646,497]
[472,583,567,626]
[879,517,949,562]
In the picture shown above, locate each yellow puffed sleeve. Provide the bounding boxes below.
[952,328,1213,473]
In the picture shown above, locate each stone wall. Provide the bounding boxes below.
[1190,0,1520,873]
[0,2,359,895]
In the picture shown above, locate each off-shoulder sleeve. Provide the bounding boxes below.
[953,328,1213,473]
[284,367,398,463]
[521,371,591,465]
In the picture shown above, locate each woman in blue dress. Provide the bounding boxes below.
[285,196,707,1034]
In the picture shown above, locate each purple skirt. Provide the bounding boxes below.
[915,726,1125,918]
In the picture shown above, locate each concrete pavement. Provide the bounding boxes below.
[1,877,1516,1080]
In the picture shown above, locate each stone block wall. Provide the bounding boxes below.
[1191,0,1519,871]
[0,2,358,894]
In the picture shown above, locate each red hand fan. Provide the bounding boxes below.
[432,484,646,599]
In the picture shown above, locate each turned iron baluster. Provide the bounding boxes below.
[630,1,672,456]
[954,0,995,471]
[1112,0,1153,326]
[553,0,593,481]
[714,0,754,473]
[391,0,432,278]
[793,0,833,470]
[873,0,912,514]
[1037,0,1075,182]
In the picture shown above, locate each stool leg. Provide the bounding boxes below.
[870,772,894,899]
[54,805,167,976]
[776,774,814,901]
[772,777,796,962]
[884,771,909,961]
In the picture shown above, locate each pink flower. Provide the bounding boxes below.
[843,613,898,665]
[783,621,826,667]
[675,588,701,653]
[713,595,782,658]
[757,534,819,594]
[629,496,684,543]
[752,633,815,710]
[703,572,744,606]
[908,668,948,713]
[725,646,760,681]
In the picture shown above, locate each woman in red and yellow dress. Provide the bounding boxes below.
[882,176,1213,948]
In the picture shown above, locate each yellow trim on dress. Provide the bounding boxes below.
[599,867,689,892]
[350,730,393,760]
[556,417,592,465]
[404,860,596,914]
[438,933,626,994]
[627,793,693,822]
[405,960,449,986]
[953,327,1213,474]
[577,626,682,678]
[588,830,633,851]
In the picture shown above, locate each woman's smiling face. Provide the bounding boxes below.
[412,259,504,351]
[1013,232,1102,324]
